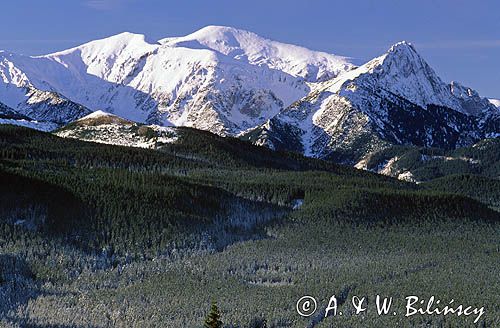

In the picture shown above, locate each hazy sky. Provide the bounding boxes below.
[1,0,499,97]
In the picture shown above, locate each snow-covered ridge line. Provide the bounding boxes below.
[0,26,497,163]
[489,98,500,108]
[159,25,354,82]
[55,111,178,149]
[0,25,353,134]
[77,110,113,120]
[244,40,498,166]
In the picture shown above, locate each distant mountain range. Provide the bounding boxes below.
[0,26,352,134]
[1,26,499,179]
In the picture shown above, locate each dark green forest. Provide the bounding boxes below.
[0,125,498,327]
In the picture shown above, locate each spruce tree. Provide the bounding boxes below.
[204,301,223,328]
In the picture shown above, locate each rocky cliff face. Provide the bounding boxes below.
[244,42,499,165]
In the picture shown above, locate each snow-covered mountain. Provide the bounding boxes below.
[1,26,498,172]
[243,41,499,165]
[0,49,92,127]
[0,26,353,134]
[159,26,353,82]
[0,99,59,131]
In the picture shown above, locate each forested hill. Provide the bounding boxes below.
[0,123,499,327]
[1,124,497,259]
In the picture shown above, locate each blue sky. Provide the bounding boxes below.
[1,0,499,97]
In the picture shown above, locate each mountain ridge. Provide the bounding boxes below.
[0,26,498,172]
[242,41,498,166]
[0,26,353,135]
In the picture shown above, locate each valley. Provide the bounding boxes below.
[0,125,498,327]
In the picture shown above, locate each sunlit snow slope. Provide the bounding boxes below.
[0,26,353,134]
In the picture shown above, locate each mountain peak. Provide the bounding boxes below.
[44,32,156,58]
[79,110,115,120]
[159,25,353,82]
[107,31,157,45]
[382,40,424,66]
[336,40,485,115]
[159,25,256,48]
[73,110,134,127]
[344,41,426,79]
[87,31,155,45]
[189,25,249,37]
[161,25,257,56]
[388,40,416,53]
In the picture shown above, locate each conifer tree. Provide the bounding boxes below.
[204,301,223,328]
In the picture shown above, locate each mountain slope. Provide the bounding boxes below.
[244,42,499,165]
[0,27,353,134]
[0,101,24,119]
[0,100,58,131]
[0,51,92,124]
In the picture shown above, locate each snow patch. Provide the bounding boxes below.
[488,98,500,108]
[397,171,417,183]
[0,118,57,131]
[291,199,304,210]
[78,110,113,120]
[56,123,178,149]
